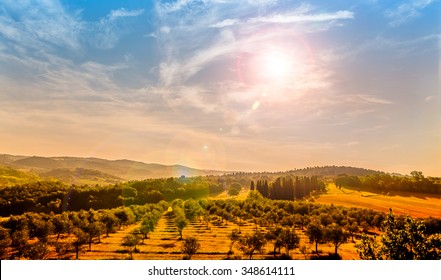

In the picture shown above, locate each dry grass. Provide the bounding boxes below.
[75,207,359,260]
[314,183,441,218]
[13,185,440,260]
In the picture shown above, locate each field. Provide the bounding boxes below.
[4,185,440,260]
[77,203,359,260]
[77,185,441,260]
[314,183,441,218]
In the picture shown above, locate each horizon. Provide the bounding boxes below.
[1,152,435,177]
[1,1,440,177]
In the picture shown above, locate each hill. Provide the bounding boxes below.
[0,154,228,186]
[0,165,41,186]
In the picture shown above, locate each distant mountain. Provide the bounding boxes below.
[0,154,228,186]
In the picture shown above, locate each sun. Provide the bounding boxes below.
[258,49,294,82]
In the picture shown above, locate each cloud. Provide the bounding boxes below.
[156,0,196,14]
[357,95,394,105]
[208,9,353,29]
[334,34,441,62]
[109,8,145,21]
[248,10,354,24]
[385,0,437,27]
[0,0,84,51]
[209,19,240,28]
[93,8,145,49]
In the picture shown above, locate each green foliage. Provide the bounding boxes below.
[306,220,325,253]
[325,223,349,254]
[237,229,267,259]
[175,215,188,240]
[23,241,49,260]
[228,229,241,253]
[0,166,41,186]
[100,211,118,237]
[356,234,382,260]
[228,187,240,196]
[123,232,140,260]
[336,172,441,194]
[72,227,88,260]
[181,237,200,260]
[252,175,323,200]
[184,198,203,221]
[173,201,189,239]
[0,226,11,259]
[280,227,300,255]
[357,211,441,260]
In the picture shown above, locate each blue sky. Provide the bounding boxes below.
[0,0,440,175]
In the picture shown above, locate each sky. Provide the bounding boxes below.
[0,0,440,176]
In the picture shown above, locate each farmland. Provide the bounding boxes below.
[1,170,440,260]
[314,183,441,218]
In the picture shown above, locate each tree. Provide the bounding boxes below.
[100,211,118,237]
[72,228,88,260]
[33,219,53,244]
[55,242,71,260]
[356,234,382,260]
[356,211,441,260]
[181,237,200,260]
[175,216,188,240]
[306,221,325,254]
[280,227,300,256]
[184,199,203,222]
[346,221,359,242]
[23,241,49,260]
[228,229,240,254]
[0,226,11,259]
[114,208,134,229]
[139,216,156,243]
[325,223,349,255]
[228,187,240,197]
[123,232,140,260]
[237,229,267,259]
[265,225,283,257]
[11,228,29,258]
[250,181,255,191]
[52,213,70,241]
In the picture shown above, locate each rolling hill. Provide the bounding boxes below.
[0,154,228,186]
[0,153,390,187]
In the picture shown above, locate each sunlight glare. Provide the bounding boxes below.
[259,49,294,81]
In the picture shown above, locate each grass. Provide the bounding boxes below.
[314,183,441,218]
[71,207,360,260]
[7,185,440,260]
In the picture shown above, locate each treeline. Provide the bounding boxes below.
[225,166,383,177]
[251,176,325,200]
[0,176,226,216]
[0,202,168,260]
[335,171,441,194]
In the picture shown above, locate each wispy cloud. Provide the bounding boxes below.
[209,19,240,28]
[93,8,145,49]
[248,10,354,24]
[0,0,84,51]
[357,95,394,105]
[385,0,437,27]
[109,8,144,21]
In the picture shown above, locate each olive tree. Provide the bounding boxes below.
[181,237,200,260]
[237,229,267,259]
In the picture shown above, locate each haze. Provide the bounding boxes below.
[0,0,440,176]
